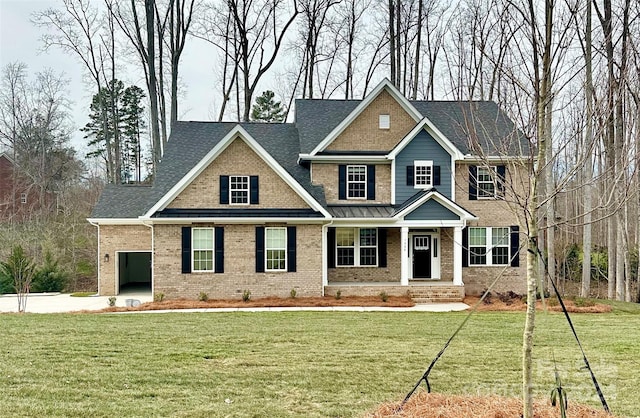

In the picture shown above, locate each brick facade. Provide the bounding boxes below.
[153,223,323,300]
[98,225,152,295]
[311,162,392,204]
[454,161,528,295]
[327,90,416,152]
[169,138,309,209]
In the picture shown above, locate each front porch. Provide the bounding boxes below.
[324,281,465,303]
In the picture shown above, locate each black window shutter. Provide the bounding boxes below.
[255,227,265,273]
[327,227,336,268]
[215,227,224,273]
[367,165,376,200]
[510,225,520,267]
[496,165,506,197]
[462,227,469,267]
[181,227,192,274]
[250,175,259,204]
[338,165,346,200]
[433,166,441,186]
[469,166,477,200]
[220,175,229,204]
[406,165,414,186]
[287,226,296,272]
[378,228,387,268]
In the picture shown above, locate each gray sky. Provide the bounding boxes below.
[0,0,221,153]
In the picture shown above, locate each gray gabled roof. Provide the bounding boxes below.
[91,121,326,219]
[295,98,528,156]
[92,96,525,220]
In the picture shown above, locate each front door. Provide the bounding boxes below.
[412,235,432,278]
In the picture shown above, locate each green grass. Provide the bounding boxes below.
[0,308,639,417]
[69,292,98,297]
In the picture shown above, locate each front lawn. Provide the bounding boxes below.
[0,308,638,417]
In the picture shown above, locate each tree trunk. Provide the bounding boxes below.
[389,0,396,84]
[145,0,162,169]
[412,0,422,100]
[581,0,593,297]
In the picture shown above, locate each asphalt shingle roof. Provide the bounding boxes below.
[92,97,524,219]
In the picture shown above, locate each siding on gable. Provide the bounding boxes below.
[326,90,416,152]
[395,130,452,202]
[168,138,310,209]
[404,199,459,221]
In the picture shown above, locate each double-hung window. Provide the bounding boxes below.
[230,175,249,204]
[336,228,377,267]
[192,228,214,272]
[347,165,366,199]
[469,227,509,266]
[477,167,497,198]
[414,160,433,188]
[265,227,287,271]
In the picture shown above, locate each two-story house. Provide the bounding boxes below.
[89,79,528,301]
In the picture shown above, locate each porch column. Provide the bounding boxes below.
[400,227,409,286]
[453,226,464,286]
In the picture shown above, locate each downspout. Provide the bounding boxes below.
[142,220,154,297]
[321,219,334,297]
[87,220,101,295]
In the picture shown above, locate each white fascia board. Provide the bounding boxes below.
[462,155,529,163]
[298,154,389,163]
[87,218,147,225]
[309,79,422,156]
[142,217,330,225]
[393,191,478,220]
[143,125,331,219]
[387,117,464,160]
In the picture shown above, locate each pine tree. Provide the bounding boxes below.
[82,80,146,183]
[250,90,286,123]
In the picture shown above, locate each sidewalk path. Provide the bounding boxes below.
[0,293,469,314]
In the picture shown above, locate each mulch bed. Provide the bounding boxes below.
[101,295,416,312]
[367,392,613,418]
[463,296,612,314]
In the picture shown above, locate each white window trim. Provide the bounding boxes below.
[265,227,287,272]
[336,227,378,267]
[379,114,390,129]
[414,160,433,189]
[468,227,509,266]
[230,175,249,205]
[477,166,498,199]
[346,165,367,200]
[192,227,215,272]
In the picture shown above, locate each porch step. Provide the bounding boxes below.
[408,286,465,303]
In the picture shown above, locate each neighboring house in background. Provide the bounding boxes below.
[89,79,529,301]
[0,152,43,221]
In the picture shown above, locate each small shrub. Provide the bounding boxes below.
[242,289,251,302]
[497,291,521,305]
[573,297,595,307]
[198,292,209,302]
[335,289,342,300]
[547,297,560,307]
[108,296,116,307]
[379,291,389,302]
[154,292,165,302]
[289,288,297,299]
[481,290,493,304]
[31,251,69,293]
[0,269,12,294]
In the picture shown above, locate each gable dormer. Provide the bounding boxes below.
[309,79,422,154]
[388,118,464,204]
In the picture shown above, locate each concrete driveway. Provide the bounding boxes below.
[0,291,153,313]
